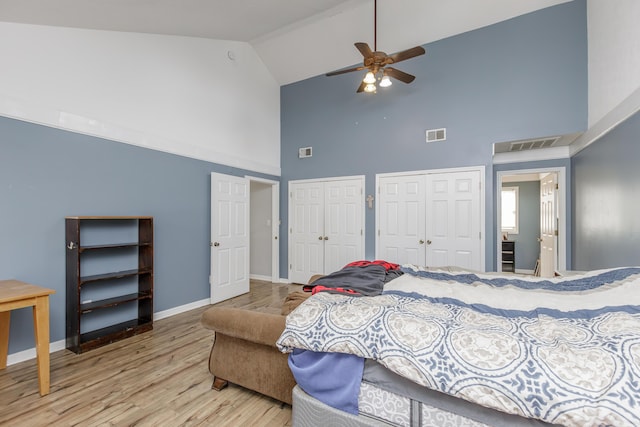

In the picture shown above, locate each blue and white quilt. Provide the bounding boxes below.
[277,266,640,427]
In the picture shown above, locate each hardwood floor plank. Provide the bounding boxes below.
[0,281,300,426]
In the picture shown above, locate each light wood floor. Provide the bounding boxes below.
[0,280,302,426]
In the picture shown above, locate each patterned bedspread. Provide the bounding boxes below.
[277,266,640,427]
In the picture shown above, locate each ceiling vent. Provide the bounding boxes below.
[508,137,560,152]
[298,147,312,158]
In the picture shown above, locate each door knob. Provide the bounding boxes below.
[419,239,425,244]
[324,236,329,240]
[426,240,432,245]
[318,236,324,240]
[213,242,220,247]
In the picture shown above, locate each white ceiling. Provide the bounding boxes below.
[0,0,571,85]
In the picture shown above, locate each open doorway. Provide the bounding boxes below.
[496,168,566,276]
[248,177,280,283]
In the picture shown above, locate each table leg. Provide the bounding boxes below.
[0,311,9,369]
[32,296,51,396]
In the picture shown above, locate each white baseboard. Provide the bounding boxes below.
[153,298,211,321]
[6,298,212,366]
[249,274,272,282]
[515,269,535,275]
[7,339,66,366]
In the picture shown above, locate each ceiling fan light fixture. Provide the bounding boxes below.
[363,71,376,84]
[379,75,392,87]
[325,0,425,93]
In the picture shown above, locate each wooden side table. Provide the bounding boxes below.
[0,280,55,396]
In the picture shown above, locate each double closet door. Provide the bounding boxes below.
[376,169,483,271]
[289,177,365,284]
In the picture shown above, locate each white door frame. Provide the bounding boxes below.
[496,167,567,273]
[375,165,486,271]
[246,176,280,283]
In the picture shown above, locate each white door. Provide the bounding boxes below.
[288,177,365,284]
[324,179,363,274]
[377,175,426,265]
[539,173,557,277]
[210,173,250,304]
[289,181,325,284]
[377,168,483,270]
[426,171,481,270]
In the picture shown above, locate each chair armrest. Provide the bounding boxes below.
[201,306,286,347]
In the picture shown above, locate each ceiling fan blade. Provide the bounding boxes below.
[355,42,374,58]
[356,81,366,93]
[326,66,366,77]
[385,67,416,84]
[388,46,425,64]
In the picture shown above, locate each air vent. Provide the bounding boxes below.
[426,128,446,143]
[298,147,312,158]
[509,137,559,152]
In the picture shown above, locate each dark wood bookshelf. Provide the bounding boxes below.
[79,268,153,285]
[66,216,154,354]
[78,319,153,353]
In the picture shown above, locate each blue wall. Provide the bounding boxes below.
[280,0,587,274]
[572,110,640,270]
[1,0,590,356]
[0,116,277,354]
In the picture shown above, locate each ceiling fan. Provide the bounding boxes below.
[326,0,426,93]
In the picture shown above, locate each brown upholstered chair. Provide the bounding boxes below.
[200,291,311,405]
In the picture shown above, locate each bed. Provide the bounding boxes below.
[277,263,640,427]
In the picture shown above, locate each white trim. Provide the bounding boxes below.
[6,339,66,367]
[250,274,273,282]
[376,165,485,179]
[375,165,486,272]
[153,298,210,321]
[570,86,640,156]
[288,174,366,184]
[5,298,211,366]
[0,96,281,177]
[515,269,535,275]
[496,167,567,274]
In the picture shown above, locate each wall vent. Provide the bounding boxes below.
[509,137,559,152]
[298,147,312,158]
[426,128,446,143]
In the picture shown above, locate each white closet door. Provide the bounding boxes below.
[289,181,325,284]
[377,175,426,265]
[289,177,365,284]
[324,179,363,274]
[426,170,481,270]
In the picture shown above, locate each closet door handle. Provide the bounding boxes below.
[213,242,220,247]
[419,239,425,244]
[324,236,329,240]
[318,236,324,240]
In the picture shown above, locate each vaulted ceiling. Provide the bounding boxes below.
[0,0,571,85]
